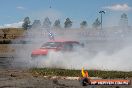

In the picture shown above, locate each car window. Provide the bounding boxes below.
[63,43,73,50]
[63,42,81,51]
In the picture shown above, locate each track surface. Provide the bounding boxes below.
[0,57,131,88]
[0,69,131,88]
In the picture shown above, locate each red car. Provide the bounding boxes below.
[31,40,84,58]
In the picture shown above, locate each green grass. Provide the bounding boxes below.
[30,68,132,79]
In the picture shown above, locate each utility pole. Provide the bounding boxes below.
[99,11,105,30]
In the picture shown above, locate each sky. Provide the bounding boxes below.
[0,0,132,28]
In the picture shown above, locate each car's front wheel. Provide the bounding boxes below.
[31,54,48,67]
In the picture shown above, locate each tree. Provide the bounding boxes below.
[80,21,88,29]
[22,17,31,30]
[119,13,128,27]
[32,20,41,28]
[64,18,72,28]
[53,19,61,28]
[43,17,51,28]
[92,18,101,29]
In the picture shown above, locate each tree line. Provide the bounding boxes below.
[22,17,101,30]
[22,13,128,30]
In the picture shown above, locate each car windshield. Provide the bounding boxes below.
[63,42,81,50]
[41,42,62,48]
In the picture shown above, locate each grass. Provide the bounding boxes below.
[0,28,24,34]
[30,68,132,79]
[0,28,25,39]
[0,28,25,53]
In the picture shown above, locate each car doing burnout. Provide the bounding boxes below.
[31,40,84,58]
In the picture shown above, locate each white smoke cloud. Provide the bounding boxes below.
[16,6,26,10]
[30,46,132,71]
[10,29,132,71]
[0,21,23,28]
[10,26,132,71]
[103,4,132,11]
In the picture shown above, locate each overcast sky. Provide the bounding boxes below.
[0,0,132,28]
